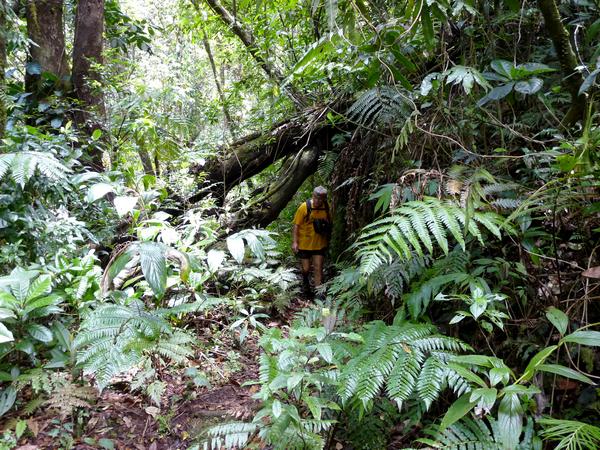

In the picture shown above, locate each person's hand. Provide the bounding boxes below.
[292,242,299,253]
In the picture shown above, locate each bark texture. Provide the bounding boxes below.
[189,105,335,204]
[537,0,586,126]
[72,0,105,168]
[25,0,69,93]
[230,147,321,229]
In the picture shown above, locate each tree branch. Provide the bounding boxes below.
[537,0,587,126]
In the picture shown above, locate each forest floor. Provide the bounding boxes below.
[11,299,314,450]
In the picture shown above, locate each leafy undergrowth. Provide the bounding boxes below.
[2,294,317,450]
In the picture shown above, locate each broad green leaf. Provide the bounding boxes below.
[579,68,600,95]
[91,129,103,141]
[287,374,303,391]
[440,393,477,431]
[514,78,543,95]
[139,242,167,298]
[546,307,568,335]
[316,343,333,363]
[24,294,62,315]
[447,362,488,388]
[477,82,515,106]
[498,393,523,450]
[561,330,600,347]
[0,386,17,417]
[469,299,487,319]
[305,396,322,421]
[26,275,52,300]
[226,236,245,264]
[114,196,139,217]
[272,399,282,418]
[27,323,53,342]
[491,60,514,79]
[537,364,594,385]
[522,345,558,382]
[0,323,14,343]
[207,249,225,273]
[469,387,497,410]
[0,308,15,320]
[87,183,115,202]
[489,367,511,386]
[15,420,27,439]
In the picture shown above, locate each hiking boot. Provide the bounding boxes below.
[301,275,313,298]
[302,282,313,298]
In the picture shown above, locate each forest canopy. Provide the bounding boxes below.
[0,0,599,449]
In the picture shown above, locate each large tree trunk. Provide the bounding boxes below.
[189,104,336,204]
[537,0,587,126]
[25,0,70,94]
[0,0,7,139]
[230,147,321,228]
[72,0,105,168]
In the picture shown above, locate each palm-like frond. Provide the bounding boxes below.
[355,197,503,275]
[348,86,414,129]
[339,321,471,410]
[404,417,540,450]
[0,151,70,187]
[74,301,194,390]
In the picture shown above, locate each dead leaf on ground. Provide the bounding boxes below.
[145,406,160,418]
[25,419,39,437]
[582,266,600,279]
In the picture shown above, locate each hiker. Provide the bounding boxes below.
[292,186,332,297]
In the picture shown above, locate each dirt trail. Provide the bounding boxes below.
[13,298,310,450]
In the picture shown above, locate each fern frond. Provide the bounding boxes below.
[74,302,193,390]
[406,417,540,450]
[355,198,504,275]
[348,86,414,129]
[0,151,70,188]
[339,321,469,410]
[202,422,259,450]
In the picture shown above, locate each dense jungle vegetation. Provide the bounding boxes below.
[0,0,599,448]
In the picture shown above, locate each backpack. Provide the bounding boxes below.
[305,199,332,236]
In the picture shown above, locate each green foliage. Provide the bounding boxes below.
[406,416,541,450]
[538,418,600,450]
[74,300,194,390]
[339,319,470,410]
[435,286,509,332]
[102,241,189,299]
[355,197,503,275]
[478,60,555,106]
[348,86,414,129]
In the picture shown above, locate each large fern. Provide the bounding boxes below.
[538,418,600,450]
[339,320,471,410]
[354,197,504,275]
[0,151,70,187]
[348,86,414,129]
[73,300,194,389]
[404,416,541,450]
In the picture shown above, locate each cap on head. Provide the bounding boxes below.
[313,186,328,197]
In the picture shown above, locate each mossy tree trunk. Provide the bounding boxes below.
[25,0,70,95]
[537,0,587,126]
[72,0,105,169]
[189,104,337,204]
